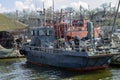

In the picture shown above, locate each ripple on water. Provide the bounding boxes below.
[110,67,120,80]
[0,58,120,80]
[0,59,31,80]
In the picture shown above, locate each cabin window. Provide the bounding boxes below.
[39,30,45,35]
[35,30,39,36]
[31,30,34,36]
[47,30,50,35]
[37,30,39,36]
[49,30,53,35]
[77,21,83,26]
[34,30,37,36]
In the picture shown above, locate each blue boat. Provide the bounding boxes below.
[20,22,119,71]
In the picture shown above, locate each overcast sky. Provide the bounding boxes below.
[0,0,118,13]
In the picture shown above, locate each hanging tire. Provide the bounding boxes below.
[0,31,14,49]
[19,49,27,55]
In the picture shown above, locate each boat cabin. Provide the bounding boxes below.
[29,27,54,48]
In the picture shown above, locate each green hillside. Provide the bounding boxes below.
[0,14,27,31]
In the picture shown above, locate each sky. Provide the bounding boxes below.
[0,0,119,13]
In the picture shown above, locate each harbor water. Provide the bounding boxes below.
[0,58,120,80]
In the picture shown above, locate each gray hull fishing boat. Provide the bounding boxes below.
[20,22,119,71]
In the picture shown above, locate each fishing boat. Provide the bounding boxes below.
[19,20,119,71]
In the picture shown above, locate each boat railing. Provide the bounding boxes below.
[24,44,119,55]
[25,45,65,53]
[25,45,77,54]
[67,30,87,32]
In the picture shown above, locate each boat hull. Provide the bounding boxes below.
[21,47,113,71]
[110,54,120,66]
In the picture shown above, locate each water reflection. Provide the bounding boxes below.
[26,61,112,80]
[0,58,30,80]
[0,58,119,80]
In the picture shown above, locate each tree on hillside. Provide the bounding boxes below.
[79,6,88,19]
[87,9,97,20]
[100,3,110,18]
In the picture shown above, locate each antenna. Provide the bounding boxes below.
[43,0,44,10]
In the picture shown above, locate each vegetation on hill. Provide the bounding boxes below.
[116,18,120,27]
[0,14,27,31]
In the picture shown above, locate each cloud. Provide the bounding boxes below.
[0,0,118,13]
[0,3,12,13]
[0,0,89,13]
[15,1,24,10]
[15,0,36,11]
[0,3,4,13]
[39,0,55,9]
[14,0,88,12]
[60,1,88,10]
[40,0,88,10]
[70,1,88,9]
[43,0,52,9]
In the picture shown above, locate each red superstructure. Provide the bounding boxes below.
[54,19,100,40]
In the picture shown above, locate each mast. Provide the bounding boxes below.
[59,9,63,39]
[43,8,46,26]
[43,1,46,26]
[109,2,112,26]
[52,0,54,25]
[111,0,120,33]
[60,9,63,22]
[79,5,82,19]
